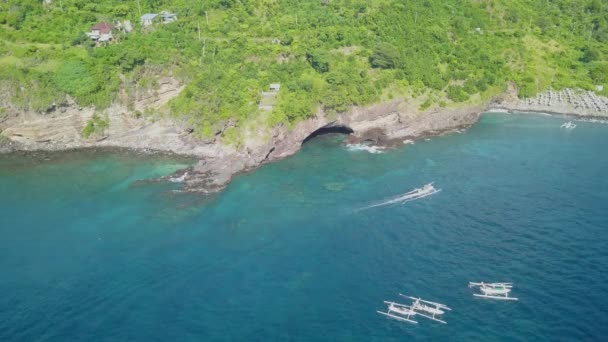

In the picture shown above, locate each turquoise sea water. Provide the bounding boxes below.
[1,113,608,341]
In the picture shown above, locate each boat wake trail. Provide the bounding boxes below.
[359,183,441,211]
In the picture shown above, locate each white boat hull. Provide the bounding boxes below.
[473,294,518,301]
[377,311,418,324]
[481,289,510,295]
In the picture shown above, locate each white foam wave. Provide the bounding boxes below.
[560,121,576,130]
[579,118,608,124]
[359,183,440,210]
[169,172,188,183]
[346,143,385,154]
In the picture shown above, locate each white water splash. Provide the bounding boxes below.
[578,118,608,124]
[346,143,385,154]
[169,172,188,183]
[359,183,441,210]
[560,121,577,130]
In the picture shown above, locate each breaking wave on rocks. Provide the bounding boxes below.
[345,143,386,154]
[169,172,188,183]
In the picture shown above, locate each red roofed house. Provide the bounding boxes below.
[87,22,113,42]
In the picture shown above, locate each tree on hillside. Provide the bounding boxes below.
[580,46,600,63]
[590,63,608,83]
[306,50,330,73]
[446,85,469,102]
[55,59,100,98]
[369,43,399,69]
[113,5,130,18]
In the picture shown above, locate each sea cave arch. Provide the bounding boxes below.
[301,124,354,144]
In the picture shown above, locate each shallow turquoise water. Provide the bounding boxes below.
[1,113,608,341]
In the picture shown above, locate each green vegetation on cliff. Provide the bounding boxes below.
[1,0,607,137]
[82,113,109,138]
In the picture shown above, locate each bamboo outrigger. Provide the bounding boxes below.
[377,301,418,324]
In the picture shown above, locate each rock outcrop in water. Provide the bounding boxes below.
[176,100,485,193]
[2,82,607,193]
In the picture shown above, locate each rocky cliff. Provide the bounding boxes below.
[182,100,486,193]
[0,77,236,161]
[2,82,607,194]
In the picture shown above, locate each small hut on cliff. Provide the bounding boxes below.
[87,22,113,42]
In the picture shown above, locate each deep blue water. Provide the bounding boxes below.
[1,113,608,341]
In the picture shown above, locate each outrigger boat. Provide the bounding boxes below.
[378,295,451,325]
[468,282,518,301]
[399,294,451,324]
[377,301,418,324]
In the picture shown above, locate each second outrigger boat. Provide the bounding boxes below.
[469,282,518,301]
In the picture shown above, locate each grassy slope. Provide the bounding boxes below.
[0,0,606,139]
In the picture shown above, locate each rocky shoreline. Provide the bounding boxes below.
[2,85,607,194]
[179,100,487,193]
[488,87,608,122]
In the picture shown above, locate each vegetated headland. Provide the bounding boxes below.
[1,1,607,192]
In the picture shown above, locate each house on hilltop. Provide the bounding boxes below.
[269,83,281,92]
[87,22,113,42]
[160,11,177,24]
[140,12,176,27]
[140,13,158,27]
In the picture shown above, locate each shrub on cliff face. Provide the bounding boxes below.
[419,98,433,111]
[447,85,469,102]
[517,77,537,98]
[82,114,109,139]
